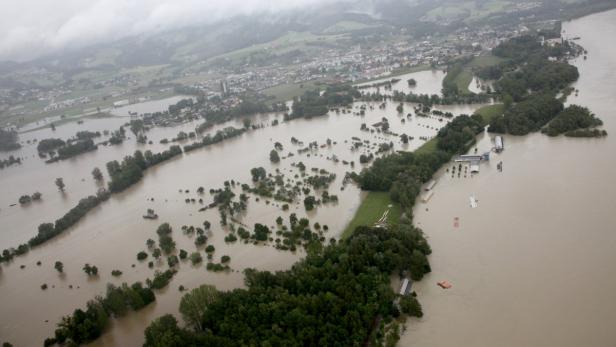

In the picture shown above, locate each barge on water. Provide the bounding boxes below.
[495,136,504,153]
[143,209,158,219]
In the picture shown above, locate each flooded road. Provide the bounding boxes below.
[0,69,484,344]
[402,9,616,347]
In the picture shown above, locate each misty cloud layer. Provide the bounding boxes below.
[0,0,356,62]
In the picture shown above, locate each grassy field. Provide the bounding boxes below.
[473,103,505,123]
[323,21,377,34]
[341,192,402,239]
[454,69,474,95]
[206,31,346,64]
[262,79,325,103]
[354,64,432,85]
[449,53,503,95]
[414,137,439,155]
[467,54,504,68]
[423,1,513,24]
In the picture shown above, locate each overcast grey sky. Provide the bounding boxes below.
[0,0,352,62]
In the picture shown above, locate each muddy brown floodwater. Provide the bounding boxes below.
[401,9,616,347]
[357,69,447,96]
[0,66,486,344]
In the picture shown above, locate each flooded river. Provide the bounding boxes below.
[402,9,616,347]
[0,67,484,344]
[5,8,612,343]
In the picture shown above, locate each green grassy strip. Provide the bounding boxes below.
[448,54,504,96]
[473,103,505,123]
[414,137,438,155]
[341,192,401,239]
[454,69,474,95]
[353,64,432,84]
[467,54,504,68]
[342,126,442,239]
[262,80,324,103]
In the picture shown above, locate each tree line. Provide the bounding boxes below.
[0,128,20,151]
[107,146,182,193]
[289,84,359,120]
[360,89,491,107]
[0,155,20,170]
[46,281,156,346]
[46,139,98,164]
[183,127,245,153]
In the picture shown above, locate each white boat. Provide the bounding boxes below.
[425,179,437,191]
[422,191,434,203]
[495,136,504,152]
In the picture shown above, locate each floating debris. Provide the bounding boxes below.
[143,208,158,219]
[437,280,452,289]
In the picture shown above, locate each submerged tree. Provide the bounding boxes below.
[92,167,103,181]
[269,150,280,163]
[55,178,65,191]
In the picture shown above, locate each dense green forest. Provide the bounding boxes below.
[492,36,579,101]
[485,35,604,136]
[143,225,430,346]
[488,93,564,135]
[542,105,606,137]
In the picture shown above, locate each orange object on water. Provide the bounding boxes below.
[437,280,452,289]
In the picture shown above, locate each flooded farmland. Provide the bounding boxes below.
[0,68,485,345]
[357,69,447,96]
[402,9,616,347]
